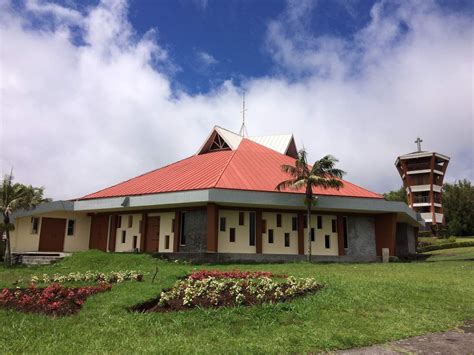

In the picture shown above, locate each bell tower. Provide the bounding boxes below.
[395,138,450,234]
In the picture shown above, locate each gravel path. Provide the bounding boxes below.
[335,320,474,354]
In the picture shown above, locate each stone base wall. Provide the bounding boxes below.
[345,216,377,258]
[154,252,380,264]
[396,222,417,257]
[178,210,207,253]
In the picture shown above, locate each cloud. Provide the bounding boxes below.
[192,0,208,11]
[196,50,218,67]
[0,0,472,200]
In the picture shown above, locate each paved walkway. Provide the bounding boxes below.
[336,320,474,354]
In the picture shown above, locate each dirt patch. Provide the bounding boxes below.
[336,320,474,354]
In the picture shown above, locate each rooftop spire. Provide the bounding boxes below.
[415,137,423,152]
[239,92,248,137]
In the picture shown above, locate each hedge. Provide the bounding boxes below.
[417,241,474,253]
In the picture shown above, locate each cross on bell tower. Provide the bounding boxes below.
[415,137,423,152]
[239,92,248,137]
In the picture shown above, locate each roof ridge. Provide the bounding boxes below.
[213,149,239,187]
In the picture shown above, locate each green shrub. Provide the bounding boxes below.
[448,236,457,243]
[417,241,474,253]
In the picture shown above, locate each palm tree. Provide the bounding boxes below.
[1,171,50,266]
[276,150,345,261]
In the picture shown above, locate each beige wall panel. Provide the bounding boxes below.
[218,210,256,254]
[262,212,298,255]
[115,214,142,252]
[303,214,338,256]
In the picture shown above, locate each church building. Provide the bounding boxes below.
[11,126,422,262]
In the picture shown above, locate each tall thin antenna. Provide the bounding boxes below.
[239,92,248,137]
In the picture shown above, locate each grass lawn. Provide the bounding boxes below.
[418,236,474,246]
[423,246,474,262]
[0,251,473,354]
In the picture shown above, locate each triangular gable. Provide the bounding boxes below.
[197,126,243,155]
[285,136,298,158]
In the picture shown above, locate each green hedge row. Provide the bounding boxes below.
[417,241,474,253]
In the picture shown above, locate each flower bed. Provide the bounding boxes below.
[131,271,322,313]
[18,270,144,285]
[0,283,111,317]
[188,269,279,280]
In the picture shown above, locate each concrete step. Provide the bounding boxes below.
[20,255,65,266]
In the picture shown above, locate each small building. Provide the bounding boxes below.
[11,126,422,262]
[395,138,450,233]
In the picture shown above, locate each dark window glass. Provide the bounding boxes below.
[332,219,337,233]
[121,230,126,243]
[132,235,137,249]
[268,229,274,243]
[239,212,245,226]
[117,215,122,228]
[311,228,315,242]
[31,217,39,234]
[262,220,267,234]
[220,217,226,232]
[180,212,186,245]
[325,235,330,249]
[249,212,256,246]
[230,228,236,242]
[343,217,348,249]
[292,217,297,231]
[276,214,282,227]
[171,219,175,233]
[165,235,170,249]
[317,216,323,229]
[303,215,307,228]
[128,215,133,228]
[67,220,75,236]
[284,233,290,247]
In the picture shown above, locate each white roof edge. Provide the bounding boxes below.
[248,133,293,155]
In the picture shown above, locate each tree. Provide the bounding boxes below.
[443,179,474,236]
[276,150,345,261]
[383,186,407,203]
[0,172,51,266]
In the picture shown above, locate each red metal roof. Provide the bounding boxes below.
[80,138,383,200]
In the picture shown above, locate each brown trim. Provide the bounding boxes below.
[336,214,345,256]
[374,213,397,256]
[140,212,147,252]
[256,210,263,254]
[297,212,305,255]
[173,211,181,252]
[207,203,218,252]
[108,215,118,252]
